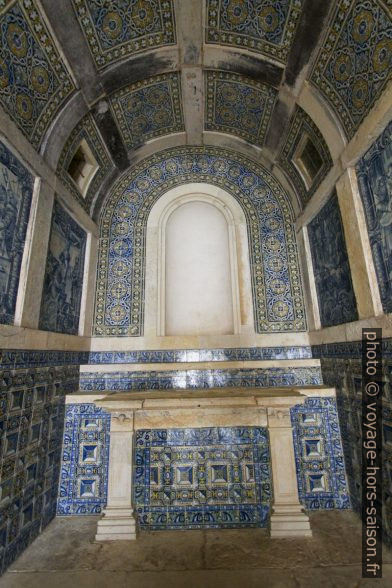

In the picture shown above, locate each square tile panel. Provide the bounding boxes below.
[57,404,110,516]
[134,427,271,530]
[291,397,351,510]
[72,0,176,70]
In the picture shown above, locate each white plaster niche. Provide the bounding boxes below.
[144,184,253,338]
[165,199,233,335]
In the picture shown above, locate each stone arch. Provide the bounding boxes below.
[93,146,307,336]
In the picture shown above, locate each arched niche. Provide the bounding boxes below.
[144,185,253,337]
[94,146,307,337]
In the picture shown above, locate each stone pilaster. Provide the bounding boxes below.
[95,411,137,541]
[268,406,312,538]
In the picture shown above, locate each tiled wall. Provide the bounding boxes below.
[0,140,34,326]
[312,341,392,548]
[291,397,350,510]
[0,353,80,575]
[57,397,350,530]
[57,404,110,516]
[357,120,392,313]
[39,200,86,335]
[307,192,358,328]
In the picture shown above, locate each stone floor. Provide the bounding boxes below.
[1,512,391,587]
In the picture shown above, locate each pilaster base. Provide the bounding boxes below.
[270,504,312,538]
[95,507,137,541]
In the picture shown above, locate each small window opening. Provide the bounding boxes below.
[67,139,99,197]
[292,134,324,190]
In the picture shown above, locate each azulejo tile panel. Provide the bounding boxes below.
[79,367,322,391]
[88,346,313,364]
[94,146,307,336]
[307,192,358,328]
[278,106,333,208]
[319,352,392,547]
[291,397,351,510]
[134,427,271,530]
[0,0,75,148]
[205,0,304,63]
[39,200,86,335]
[0,362,79,575]
[311,0,392,139]
[205,71,277,146]
[0,350,89,370]
[57,404,110,516]
[57,114,114,215]
[0,140,34,325]
[72,0,176,70]
[357,120,392,313]
[110,73,184,151]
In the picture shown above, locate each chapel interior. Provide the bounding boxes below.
[0,0,391,586]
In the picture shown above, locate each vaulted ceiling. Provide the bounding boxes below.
[0,0,391,218]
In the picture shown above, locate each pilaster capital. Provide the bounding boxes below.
[267,407,292,428]
[111,411,135,432]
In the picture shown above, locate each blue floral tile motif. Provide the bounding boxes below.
[39,200,86,335]
[57,404,110,516]
[94,146,307,336]
[0,362,79,575]
[79,366,322,391]
[0,141,34,325]
[312,338,392,360]
[291,397,351,510]
[308,192,358,328]
[357,121,392,313]
[134,426,271,530]
[57,114,114,215]
[0,0,75,148]
[278,106,333,208]
[206,0,304,63]
[311,0,392,139]
[88,346,313,364]
[72,0,176,70]
[205,71,277,146]
[110,73,184,151]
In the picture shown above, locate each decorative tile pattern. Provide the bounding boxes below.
[0,0,75,148]
[318,351,392,548]
[57,404,110,516]
[110,73,184,151]
[312,338,392,360]
[311,0,392,139]
[94,146,307,336]
[39,200,86,335]
[57,114,113,215]
[0,363,79,575]
[0,140,34,325]
[291,397,350,510]
[278,106,333,207]
[134,427,271,530]
[79,367,322,391]
[88,346,313,364]
[205,71,277,146]
[72,0,176,70]
[308,192,358,328]
[206,0,304,63]
[0,350,88,370]
[357,120,392,313]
